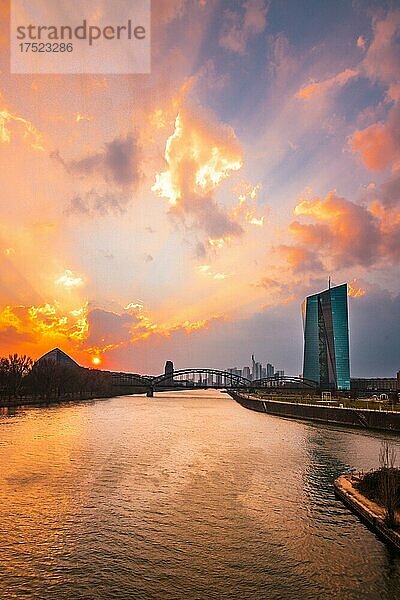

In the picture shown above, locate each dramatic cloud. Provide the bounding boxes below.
[295,10,399,105]
[362,10,400,86]
[219,0,268,55]
[64,134,140,186]
[0,325,34,346]
[230,182,266,227]
[0,302,88,356]
[278,190,400,273]
[0,107,43,150]
[55,270,83,288]
[348,279,366,298]
[296,69,359,100]
[351,102,400,171]
[152,107,243,238]
[277,244,324,273]
[379,170,400,207]
[86,308,140,350]
[350,289,400,376]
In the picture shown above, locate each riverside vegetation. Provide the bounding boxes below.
[0,353,112,405]
[356,441,400,529]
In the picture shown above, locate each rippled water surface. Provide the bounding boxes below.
[1,390,400,599]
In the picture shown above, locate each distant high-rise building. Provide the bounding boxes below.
[261,366,266,379]
[164,360,174,375]
[164,360,174,384]
[302,283,350,390]
[243,366,251,381]
[266,363,274,378]
[251,355,262,380]
[251,354,256,380]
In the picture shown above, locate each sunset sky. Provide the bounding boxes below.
[0,0,399,376]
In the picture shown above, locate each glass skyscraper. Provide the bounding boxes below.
[302,283,350,390]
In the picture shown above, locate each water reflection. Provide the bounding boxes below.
[0,390,399,599]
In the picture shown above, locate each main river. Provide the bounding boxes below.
[1,390,400,599]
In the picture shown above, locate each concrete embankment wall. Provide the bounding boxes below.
[229,392,400,433]
[334,475,400,550]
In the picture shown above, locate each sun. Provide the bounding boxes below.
[91,356,102,367]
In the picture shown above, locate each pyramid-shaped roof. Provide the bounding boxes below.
[36,348,80,368]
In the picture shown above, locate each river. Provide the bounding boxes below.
[1,390,400,599]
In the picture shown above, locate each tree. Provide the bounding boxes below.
[379,440,398,528]
[1,354,33,398]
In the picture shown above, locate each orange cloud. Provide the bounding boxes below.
[357,36,366,49]
[230,181,266,226]
[0,0,9,48]
[363,10,400,85]
[197,264,234,281]
[0,301,88,356]
[0,108,44,150]
[296,69,359,100]
[387,84,400,103]
[348,279,366,298]
[277,188,400,276]
[75,113,93,123]
[351,102,400,171]
[152,107,243,238]
[0,294,229,370]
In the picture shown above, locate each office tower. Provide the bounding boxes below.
[266,363,274,378]
[302,283,350,390]
[243,366,251,381]
[251,354,256,380]
[164,360,174,384]
[164,360,174,375]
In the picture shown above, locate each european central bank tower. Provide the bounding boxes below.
[302,283,350,390]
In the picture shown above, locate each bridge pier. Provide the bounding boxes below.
[147,388,154,397]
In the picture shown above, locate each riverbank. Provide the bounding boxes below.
[229,391,400,433]
[0,386,150,409]
[0,393,112,409]
[334,474,400,551]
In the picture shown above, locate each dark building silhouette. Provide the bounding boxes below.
[164,360,174,384]
[351,378,397,392]
[35,348,80,369]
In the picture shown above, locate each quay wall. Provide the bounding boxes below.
[229,392,400,433]
[334,475,400,551]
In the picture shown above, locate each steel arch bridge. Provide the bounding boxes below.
[110,368,319,395]
[151,368,252,389]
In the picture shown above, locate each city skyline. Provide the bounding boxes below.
[0,1,399,377]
